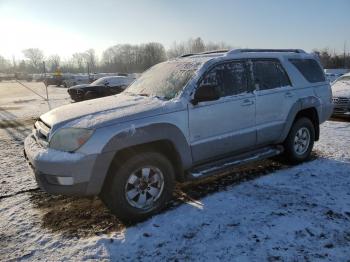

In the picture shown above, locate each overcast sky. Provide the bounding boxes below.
[0,0,349,60]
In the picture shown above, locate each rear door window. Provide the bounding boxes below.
[252,59,291,90]
[200,60,250,97]
[289,58,325,83]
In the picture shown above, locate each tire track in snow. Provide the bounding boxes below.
[0,188,39,200]
[0,113,37,197]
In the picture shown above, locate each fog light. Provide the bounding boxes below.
[56,176,74,185]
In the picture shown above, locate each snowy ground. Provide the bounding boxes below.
[0,81,350,261]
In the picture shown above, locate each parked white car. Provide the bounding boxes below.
[331,73,350,117]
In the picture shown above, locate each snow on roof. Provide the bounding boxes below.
[181,49,314,61]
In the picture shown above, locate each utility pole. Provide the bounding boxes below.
[87,62,90,81]
[12,55,16,72]
[43,61,48,101]
[344,41,347,69]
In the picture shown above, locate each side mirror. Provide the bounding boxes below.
[191,83,220,105]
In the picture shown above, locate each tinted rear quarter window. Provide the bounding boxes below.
[253,60,291,90]
[289,59,325,83]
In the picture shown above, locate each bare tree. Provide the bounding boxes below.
[0,55,11,72]
[72,52,85,71]
[84,49,98,72]
[22,48,44,72]
[47,54,61,72]
[205,41,232,52]
[189,37,205,53]
[313,48,350,68]
[101,43,166,73]
[142,42,166,68]
[167,41,186,58]
[167,37,231,58]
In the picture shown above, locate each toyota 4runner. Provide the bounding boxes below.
[24,49,333,222]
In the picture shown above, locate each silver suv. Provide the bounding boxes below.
[24,49,333,222]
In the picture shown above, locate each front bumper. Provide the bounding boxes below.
[24,133,97,196]
[67,89,84,101]
[332,97,350,117]
[332,107,350,117]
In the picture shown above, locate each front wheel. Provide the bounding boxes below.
[100,152,175,223]
[283,117,315,164]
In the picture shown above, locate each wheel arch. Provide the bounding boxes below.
[86,123,192,195]
[294,107,320,141]
[279,97,321,142]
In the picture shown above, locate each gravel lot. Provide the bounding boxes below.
[0,81,350,261]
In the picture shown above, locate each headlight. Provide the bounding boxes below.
[49,128,94,152]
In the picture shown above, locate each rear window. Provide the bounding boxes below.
[289,59,325,83]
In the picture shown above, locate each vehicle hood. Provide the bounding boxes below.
[332,81,350,97]
[40,93,185,132]
[68,84,91,90]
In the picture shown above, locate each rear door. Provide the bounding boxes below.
[189,60,256,163]
[252,59,296,145]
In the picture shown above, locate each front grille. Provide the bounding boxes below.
[34,119,51,146]
[332,97,350,105]
[68,89,84,100]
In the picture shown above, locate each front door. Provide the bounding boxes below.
[189,60,256,163]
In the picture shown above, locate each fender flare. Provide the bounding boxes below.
[278,96,321,143]
[86,123,192,195]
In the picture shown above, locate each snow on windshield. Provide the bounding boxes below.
[92,76,132,86]
[91,77,108,85]
[126,58,208,100]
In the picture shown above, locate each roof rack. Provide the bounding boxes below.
[198,49,229,55]
[180,49,229,58]
[180,53,196,58]
[227,49,306,55]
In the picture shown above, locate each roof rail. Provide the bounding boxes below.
[227,49,306,55]
[180,53,196,58]
[180,49,229,58]
[198,49,229,55]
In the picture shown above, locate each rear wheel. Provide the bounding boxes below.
[283,117,315,164]
[100,152,175,223]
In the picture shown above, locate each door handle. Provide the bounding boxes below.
[285,92,293,98]
[241,99,254,106]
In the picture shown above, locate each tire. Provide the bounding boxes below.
[100,152,175,223]
[283,117,315,164]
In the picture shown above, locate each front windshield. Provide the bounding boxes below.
[126,60,204,100]
[92,77,108,85]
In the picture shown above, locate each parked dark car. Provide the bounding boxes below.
[67,76,135,102]
[15,73,33,81]
[44,75,64,87]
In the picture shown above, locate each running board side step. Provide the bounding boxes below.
[188,146,283,180]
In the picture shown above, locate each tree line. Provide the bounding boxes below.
[313,48,350,69]
[0,38,349,75]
